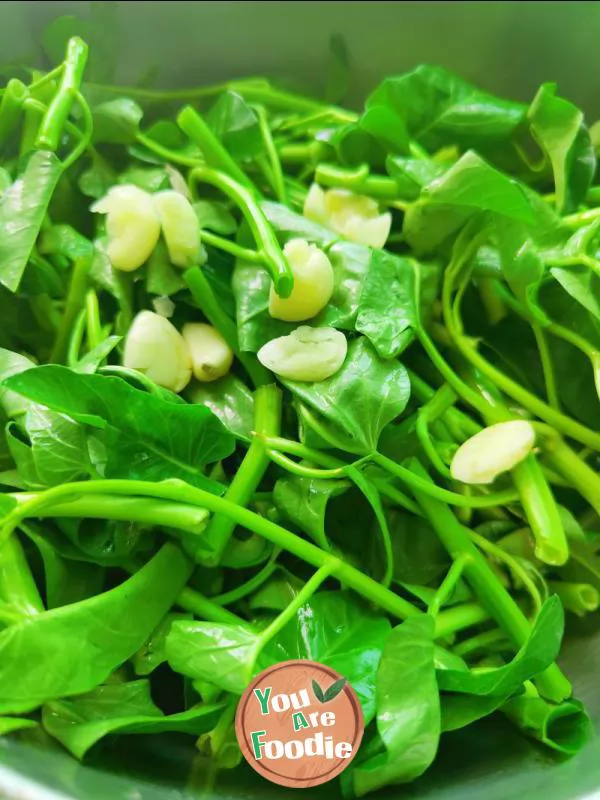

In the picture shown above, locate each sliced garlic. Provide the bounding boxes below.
[153,190,201,268]
[182,323,234,382]
[269,238,334,322]
[257,326,347,382]
[91,185,161,272]
[450,421,536,485]
[123,310,192,393]
[304,184,391,248]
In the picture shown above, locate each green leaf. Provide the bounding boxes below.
[0,542,191,714]
[21,525,104,608]
[273,474,350,550]
[356,252,440,358]
[74,336,122,374]
[261,200,338,247]
[92,98,143,145]
[527,83,595,213]
[5,422,42,488]
[24,406,91,486]
[404,151,533,254]
[0,348,36,418]
[437,596,564,696]
[133,612,192,676]
[146,238,185,296]
[194,200,238,235]
[312,679,326,703]
[78,156,117,199]
[166,621,261,695]
[347,615,440,796]
[248,570,302,612]
[0,717,37,736]
[3,366,234,491]
[42,679,224,759]
[0,151,63,292]
[186,374,255,443]
[441,693,507,732]
[265,592,391,722]
[385,508,451,586]
[367,65,525,151]
[323,677,347,702]
[386,155,447,201]
[119,164,170,193]
[282,338,411,454]
[207,92,263,161]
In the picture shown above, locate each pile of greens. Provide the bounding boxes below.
[1,20,600,796]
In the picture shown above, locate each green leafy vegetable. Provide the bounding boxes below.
[43,679,224,758]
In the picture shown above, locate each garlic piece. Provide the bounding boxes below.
[153,190,201,268]
[123,310,192,393]
[257,326,347,382]
[182,323,234,382]
[269,238,334,322]
[304,184,392,248]
[91,185,161,272]
[450,421,536,485]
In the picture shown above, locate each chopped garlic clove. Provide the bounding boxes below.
[450,420,536,485]
[91,185,161,272]
[304,184,391,248]
[257,326,347,382]
[123,310,192,393]
[153,190,201,268]
[269,238,335,322]
[182,323,234,382]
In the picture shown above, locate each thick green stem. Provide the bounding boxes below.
[1,478,420,621]
[372,452,520,508]
[541,431,600,517]
[0,535,44,616]
[177,105,254,190]
[50,254,93,364]
[258,562,337,647]
[511,454,568,566]
[10,493,209,533]
[256,106,286,203]
[35,37,88,151]
[184,266,270,387]
[187,166,293,297]
[410,461,571,703]
[433,603,490,639]
[199,230,263,264]
[200,384,282,566]
[315,162,400,200]
[548,581,599,616]
[0,79,27,146]
[177,587,242,625]
[212,559,278,606]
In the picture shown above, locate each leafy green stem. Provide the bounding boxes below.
[187,165,293,297]
[257,561,338,648]
[212,558,278,606]
[200,384,282,566]
[50,253,93,364]
[0,478,420,621]
[0,79,27,146]
[410,460,571,703]
[532,323,561,409]
[372,452,520,508]
[178,105,254,190]
[315,163,401,200]
[255,106,286,203]
[199,230,264,264]
[35,37,88,151]
[511,454,568,566]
